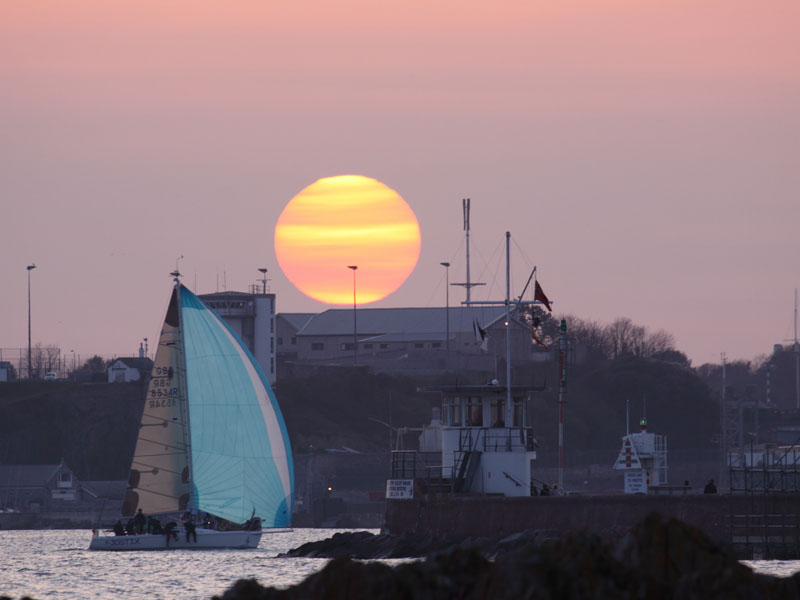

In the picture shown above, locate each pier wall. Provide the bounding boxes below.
[385,492,800,545]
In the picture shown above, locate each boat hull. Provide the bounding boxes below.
[89,528,262,551]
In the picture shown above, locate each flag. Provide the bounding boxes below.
[473,317,489,352]
[534,281,552,312]
[532,329,548,349]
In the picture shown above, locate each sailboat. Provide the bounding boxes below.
[90,280,293,550]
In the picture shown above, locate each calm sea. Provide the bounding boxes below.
[0,529,797,599]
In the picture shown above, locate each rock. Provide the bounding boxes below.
[220,513,800,599]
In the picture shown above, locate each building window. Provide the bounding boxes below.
[490,398,505,427]
[311,343,324,351]
[414,343,424,349]
[340,343,354,351]
[380,343,389,349]
[431,342,442,348]
[466,396,483,427]
[363,343,373,349]
[277,337,283,345]
[444,398,462,426]
[270,338,274,352]
[512,398,524,427]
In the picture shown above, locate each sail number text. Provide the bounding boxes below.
[149,384,179,408]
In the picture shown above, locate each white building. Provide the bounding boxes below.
[279,306,535,377]
[199,290,277,384]
[107,357,153,383]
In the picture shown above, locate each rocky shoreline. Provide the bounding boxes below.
[214,513,800,599]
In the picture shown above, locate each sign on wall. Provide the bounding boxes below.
[385,479,414,499]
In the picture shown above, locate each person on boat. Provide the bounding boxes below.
[133,508,146,534]
[551,483,560,496]
[125,518,137,535]
[540,483,550,496]
[147,515,163,534]
[182,512,197,543]
[164,521,179,546]
[112,520,125,536]
[704,479,718,494]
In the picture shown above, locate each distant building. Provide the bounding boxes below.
[0,462,80,512]
[0,361,14,382]
[107,357,154,383]
[276,313,315,363]
[278,306,536,378]
[199,290,277,384]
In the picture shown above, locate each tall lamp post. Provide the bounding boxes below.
[440,262,450,364]
[26,264,36,379]
[347,266,358,366]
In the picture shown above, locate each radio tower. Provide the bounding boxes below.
[451,198,485,304]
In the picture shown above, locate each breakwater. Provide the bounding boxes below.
[386,492,800,557]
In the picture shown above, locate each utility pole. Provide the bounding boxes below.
[720,352,727,488]
[440,262,450,364]
[347,266,358,366]
[26,264,36,379]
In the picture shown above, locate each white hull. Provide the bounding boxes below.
[89,528,262,551]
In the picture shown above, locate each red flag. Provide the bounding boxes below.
[532,329,548,349]
[534,281,552,312]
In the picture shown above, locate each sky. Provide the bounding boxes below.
[1,0,798,368]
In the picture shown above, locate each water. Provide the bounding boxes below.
[0,529,375,600]
[1,530,798,599]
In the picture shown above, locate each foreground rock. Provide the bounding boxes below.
[215,513,800,599]
[279,528,560,559]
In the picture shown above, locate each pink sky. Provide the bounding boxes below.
[1,1,798,367]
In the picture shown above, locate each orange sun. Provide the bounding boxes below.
[274,175,421,305]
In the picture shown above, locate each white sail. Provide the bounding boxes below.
[122,288,191,516]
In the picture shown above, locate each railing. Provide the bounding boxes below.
[459,427,536,453]
[390,451,442,480]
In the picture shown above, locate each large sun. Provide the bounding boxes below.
[274,175,421,305]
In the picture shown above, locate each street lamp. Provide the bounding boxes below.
[258,267,268,294]
[347,266,358,366]
[26,264,36,379]
[440,262,450,363]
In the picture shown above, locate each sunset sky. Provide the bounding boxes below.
[1,1,798,367]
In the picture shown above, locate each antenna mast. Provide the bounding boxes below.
[452,198,484,304]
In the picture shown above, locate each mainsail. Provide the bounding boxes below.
[123,288,190,516]
[123,284,294,528]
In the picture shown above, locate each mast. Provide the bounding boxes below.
[452,198,484,303]
[173,273,195,513]
[505,232,512,425]
[795,289,799,410]
[466,199,472,304]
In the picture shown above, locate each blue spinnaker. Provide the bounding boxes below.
[179,286,293,527]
